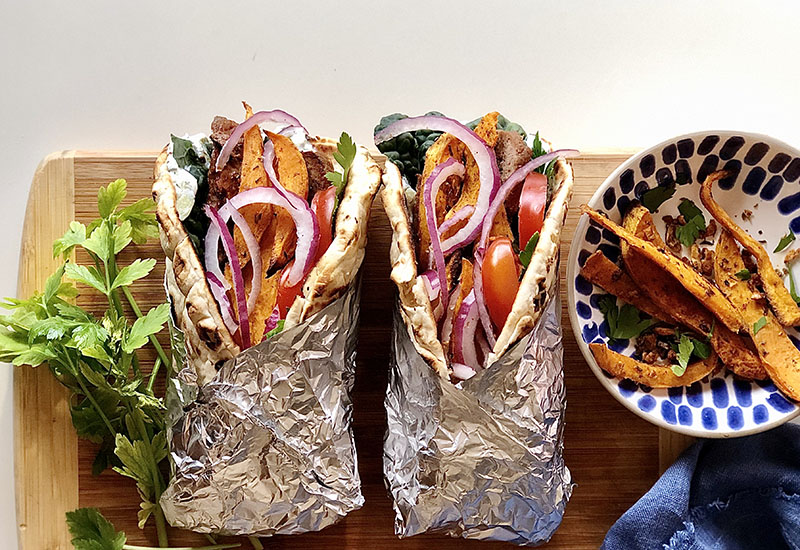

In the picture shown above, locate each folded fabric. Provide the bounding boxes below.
[602,423,800,550]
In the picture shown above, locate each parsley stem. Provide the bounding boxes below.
[146,356,161,394]
[248,537,263,550]
[75,372,117,437]
[128,405,169,547]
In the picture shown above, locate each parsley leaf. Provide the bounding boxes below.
[122,303,169,353]
[641,184,676,213]
[753,316,767,334]
[118,198,158,244]
[690,337,711,360]
[53,221,87,259]
[81,222,112,262]
[598,295,653,340]
[672,334,694,376]
[325,132,357,205]
[774,232,796,253]
[674,199,707,247]
[264,319,286,340]
[519,232,540,268]
[66,507,126,550]
[530,132,555,176]
[97,179,127,219]
[110,258,156,291]
[65,263,107,294]
[734,268,751,281]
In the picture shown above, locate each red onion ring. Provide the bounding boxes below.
[227,187,319,286]
[204,201,261,307]
[206,271,239,336]
[215,110,307,171]
[452,290,480,371]
[451,362,477,381]
[205,205,251,349]
[420,270,444,321]
[262,305,280,340]
[438,205,475,238]
[374,115,499,255]
[423,158,466,316]
[474,150,579,344]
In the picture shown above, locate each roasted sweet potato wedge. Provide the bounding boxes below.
[621,205,765,380]
[580,250,676,324]
[581,206,744,332]
[701,169,800,327]
[715,230,800,399]
[589,343,718,388]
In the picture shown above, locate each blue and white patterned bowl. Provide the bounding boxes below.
[567,131,800,437]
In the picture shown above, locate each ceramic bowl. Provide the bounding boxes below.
[567,131,800,437]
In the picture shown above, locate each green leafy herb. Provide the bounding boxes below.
[675,198,707,247]
[529,131,555,177]
[641,184,676,213]
[690,337,712,360]
[790,270,800,305]
[671,333,694,376]
[325,132,357,215]
[597,295,653,340]
[264,319,286,340]
[519,232,540,268]
[0,179,186,547]
[774,232,796,253]
[735,268,752,281]
[753,316,767,334]
[66,507,126,550]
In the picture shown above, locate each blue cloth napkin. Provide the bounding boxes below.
[602,423,800,550]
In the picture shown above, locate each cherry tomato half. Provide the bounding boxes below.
[311,185,336,263]
[482,237,521,331]
[276,259,303,318]
[518,171,547,249]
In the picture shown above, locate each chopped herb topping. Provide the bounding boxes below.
[519,232,540,269]
[735,268,751,281]
[774,232,796,253]
[641,184,676,213]
[597,295,653,340]
[753,316,767,335]
[675,199,707,247]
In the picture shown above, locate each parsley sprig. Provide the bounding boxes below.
[671,332,711,376]
[0,179,227,548]
[325,132,357,212]
[597,296,653,340]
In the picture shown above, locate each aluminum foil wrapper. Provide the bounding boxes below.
[384,289,572,545]
[160,282,363,536]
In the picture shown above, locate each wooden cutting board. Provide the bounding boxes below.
[15,150,690,550]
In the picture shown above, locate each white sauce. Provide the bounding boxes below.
[165,133,211,220]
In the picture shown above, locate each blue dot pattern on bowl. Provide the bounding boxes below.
[572,132,800,435]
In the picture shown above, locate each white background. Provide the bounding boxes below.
[2,0,800,544]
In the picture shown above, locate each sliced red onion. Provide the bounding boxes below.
[439,205,475,237]
[419,270,444,321]
[452,290,481,371]
[474,149,580,344]
[226,204,261,313]
[204,201,261,309]
[423,158,466,316]
[440,283,462,352]
[375,115,499,255]
[206,271,239,336]
[477,329,492,359]
[205,205,251,349]
[262,305,280,340]
[451,362,477,381]
[215,110,307,171]
[263,138,308,212]
[227,187,318,286]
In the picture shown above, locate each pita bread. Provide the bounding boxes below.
[382,154,574,377]
[153,135,380,385]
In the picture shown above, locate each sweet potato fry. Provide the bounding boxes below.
[247,271,280,344]
[234,102,272,269]
[581,206,744,332]
[701,169,800,326]
[590,343,718,388]
[621,205,765,379]
[715,230,800,398]
[580,250,676,324]
[260,131,309,271]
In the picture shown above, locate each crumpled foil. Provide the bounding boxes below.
[160,282,364,536]
[384,288,572,545]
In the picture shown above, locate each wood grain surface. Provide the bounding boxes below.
[14,150,690,550]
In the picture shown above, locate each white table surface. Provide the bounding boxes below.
[2,0,800,545]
